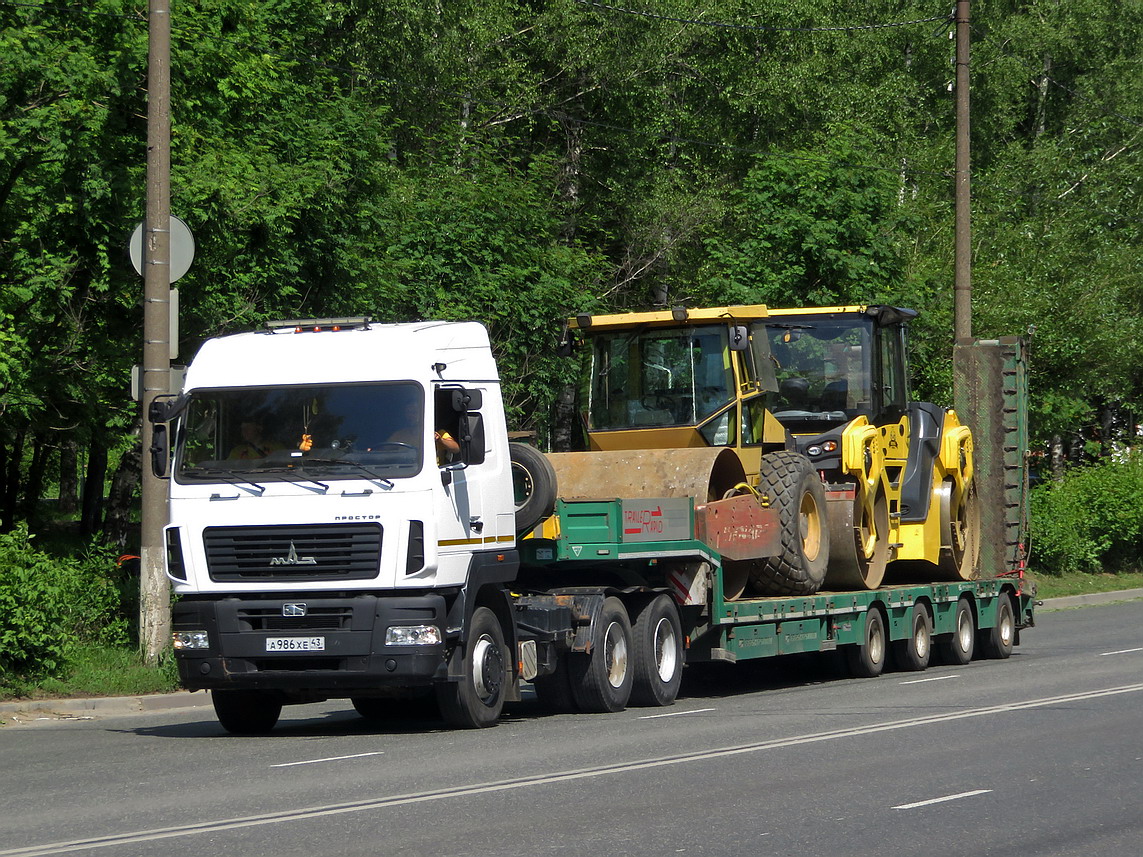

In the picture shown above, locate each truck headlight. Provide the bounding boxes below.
[385,625,442,646]
[173,631,210,650]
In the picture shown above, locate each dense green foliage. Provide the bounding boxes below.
[0,526,128,681]
[1,0,1141,589]
[1030,454,1143,576]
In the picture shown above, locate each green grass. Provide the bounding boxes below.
[0,645,179,701]
[1029,570,1143,600]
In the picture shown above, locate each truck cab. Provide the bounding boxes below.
[154,318,520,729]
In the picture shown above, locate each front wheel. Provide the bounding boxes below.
[212,690,282,735]
[568,597,633,713]
[436,606,509,728]
[630,595,684,707]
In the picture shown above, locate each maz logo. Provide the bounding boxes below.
[270,541,318,566]
[282,603,308,617]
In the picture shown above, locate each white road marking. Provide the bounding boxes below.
[6,681,1143,857]
[893,789,992,810]
[271,752,384,768]
[1099,647,1143,656]
[638,708,717,719]
[899,674,959,685]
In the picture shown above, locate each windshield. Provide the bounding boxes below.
[767,318,874,432]
[174,382,424,483]
[586,325,735,430]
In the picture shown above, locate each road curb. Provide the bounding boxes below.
[4,588,1143,722]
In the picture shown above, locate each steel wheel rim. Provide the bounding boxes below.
[800,491,823,561]
[653,616,678,683]
[604,621,629,689]
[471,635,503,703]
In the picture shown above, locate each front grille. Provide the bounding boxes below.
[236,605,355,631]
[204,523,382,582]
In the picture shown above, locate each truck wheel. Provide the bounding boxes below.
[845,606,887,678]
[630,595,684,707]
[436,606,509,728]
[892,604,932,671]
[937,597,976,665]
[569,597,633,713]
[978,593,1015,660]
[509,442,557,534]
[750,451,830,596]
[533,654,579,714]
[212,690,282,735]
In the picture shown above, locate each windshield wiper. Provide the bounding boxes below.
[180,466,266,496]
[302,457,395,489]
[245,464,329,494]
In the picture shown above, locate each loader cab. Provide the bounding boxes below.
[567,305,786,456]
[764,306,914,434]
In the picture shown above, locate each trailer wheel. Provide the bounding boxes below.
[892,604,932,671]
[509,443,558,534]
[846,606,887,678]
[533,654,579,714]
[750,451,829,596]
[569,597,633,713]
[979,593,1015,660]
[436,607,508,728]
[937,597,976,665]
[630,595,684,707]
[212,690,282,735]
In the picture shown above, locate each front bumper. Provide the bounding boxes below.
[172,593,449,693]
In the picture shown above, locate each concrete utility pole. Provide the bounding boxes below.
[953,0,972,344]
[139,0,172,665]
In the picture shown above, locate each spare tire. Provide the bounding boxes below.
[748,450,830,596]
[509,442,557,533]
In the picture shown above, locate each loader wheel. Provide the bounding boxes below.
[749,451,829,596]
[509,442,557,534]
[938,479,980,581]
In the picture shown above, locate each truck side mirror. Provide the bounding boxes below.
[451,388,482,411]
[150,423,170,478]
[460,413,486,466]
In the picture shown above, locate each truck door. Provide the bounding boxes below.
[432,385,486,560]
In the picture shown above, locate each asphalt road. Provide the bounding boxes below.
[2,599,1141,857]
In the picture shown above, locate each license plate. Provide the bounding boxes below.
[265,636,325,652]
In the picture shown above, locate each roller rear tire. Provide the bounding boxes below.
[750,451,830,596]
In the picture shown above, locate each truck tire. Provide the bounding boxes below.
[630,595,684,707]
[845,606,887,678]
[750,451,829,596]
[937,597,976,665]
[212,690,282,735]
[568,597,634,713]
[978,593,1015,660]
[892,603,932,671]
[436,606,509,728]
[509,442,557,534]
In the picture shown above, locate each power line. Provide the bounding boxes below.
[573,0,951,33]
